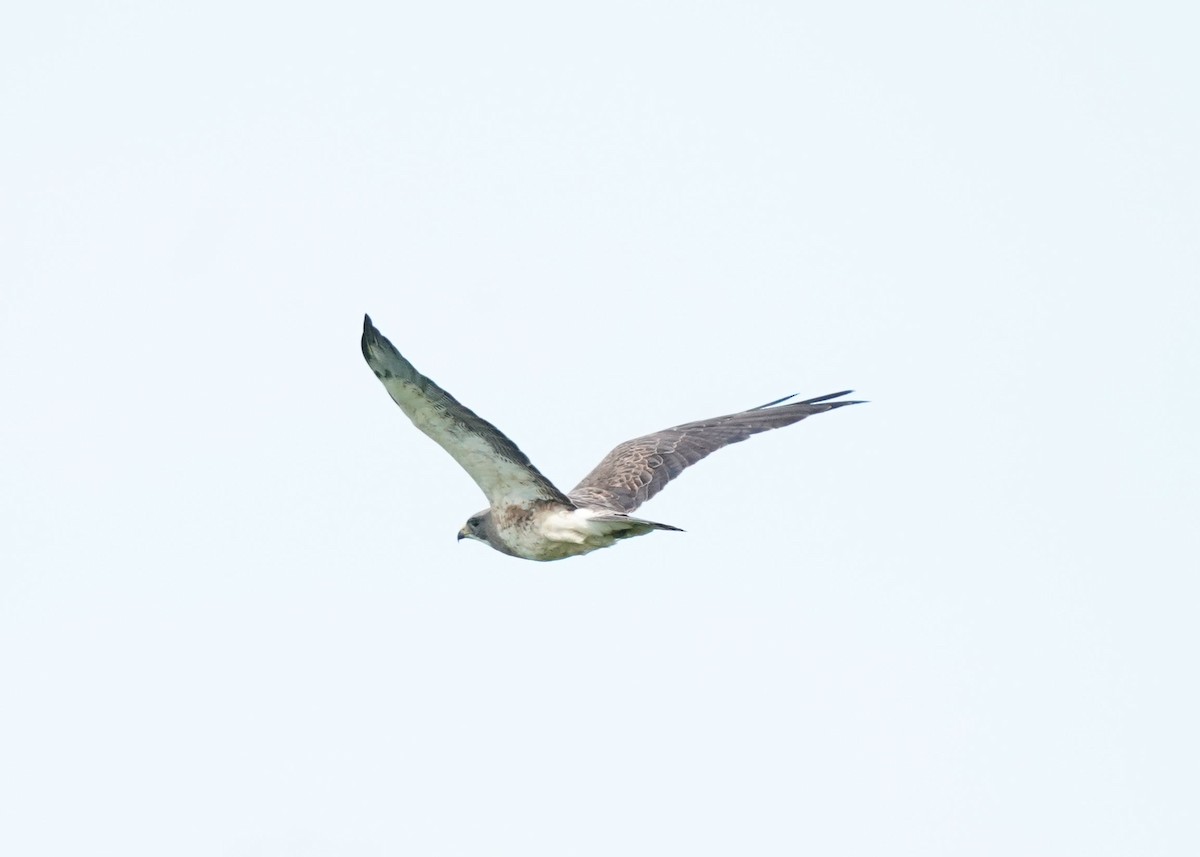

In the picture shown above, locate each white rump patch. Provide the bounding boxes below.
[538,508,601,545]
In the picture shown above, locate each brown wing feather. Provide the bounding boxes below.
[568,392,863,513]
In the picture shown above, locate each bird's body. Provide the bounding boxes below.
[361,315,860,562]
[471,505,676,562]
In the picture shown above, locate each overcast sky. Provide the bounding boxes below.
[2,2,1197,855]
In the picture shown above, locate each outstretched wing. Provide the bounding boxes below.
[568,392,863,513]
[361,315,571,508]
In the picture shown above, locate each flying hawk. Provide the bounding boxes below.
[362,314,861,562]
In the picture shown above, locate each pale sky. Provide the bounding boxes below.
[2,2,1197,855]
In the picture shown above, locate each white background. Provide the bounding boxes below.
[2,2,1197,854]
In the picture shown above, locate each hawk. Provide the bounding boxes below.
[362,315,861,561]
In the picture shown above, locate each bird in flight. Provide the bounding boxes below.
[362,315,861,561]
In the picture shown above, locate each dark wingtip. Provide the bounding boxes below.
[361,314,376,361]
[752,393,799,410]
[814,390,867,410]
[801,389,855,405]
[756,390,865,410]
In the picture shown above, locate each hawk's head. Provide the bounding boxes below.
[458,510,492,546]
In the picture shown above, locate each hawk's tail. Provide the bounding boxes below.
[588,512,684,535]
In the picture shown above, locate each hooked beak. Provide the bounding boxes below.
[457,526,469,542]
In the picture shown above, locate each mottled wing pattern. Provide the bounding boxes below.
[361,315,571,508]
[568,392,863,513]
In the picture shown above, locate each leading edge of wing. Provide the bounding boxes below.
[361,314,570,508]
